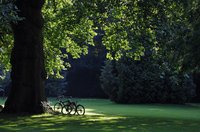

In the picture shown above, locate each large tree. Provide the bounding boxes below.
[2,0,46,113]
[0,0,199,113]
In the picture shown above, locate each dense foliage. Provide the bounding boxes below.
[43,0,97,78]
[182,1,200,71]
[0,1,21,77]
[0,0,199,75]
[100,58,195,104]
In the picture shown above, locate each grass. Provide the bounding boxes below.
[0,97,200,132]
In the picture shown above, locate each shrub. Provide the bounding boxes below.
[100,57,195,104]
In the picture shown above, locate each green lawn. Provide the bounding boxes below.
[0,97,200,132]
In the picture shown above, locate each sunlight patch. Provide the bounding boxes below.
[88,116,126,122]
[31,113,52,118]
[41,123,54,127]
[85,108,104,115]
[44,128,64,131]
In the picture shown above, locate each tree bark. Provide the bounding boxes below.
[2,0,47,114]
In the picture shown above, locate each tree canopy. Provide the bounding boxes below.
[0,0,199,78]
[0,1,19,77]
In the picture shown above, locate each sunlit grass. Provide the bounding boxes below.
[0,98,200,131]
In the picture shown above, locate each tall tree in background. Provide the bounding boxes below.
[2,0,46,113]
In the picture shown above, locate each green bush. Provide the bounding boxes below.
[100,57,195,104]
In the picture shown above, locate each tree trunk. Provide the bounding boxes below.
[2,0,47,114]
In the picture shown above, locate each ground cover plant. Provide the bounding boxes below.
[0,98,200,132]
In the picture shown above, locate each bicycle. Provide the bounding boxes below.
[62,98,85,115]
[53,96,73,114]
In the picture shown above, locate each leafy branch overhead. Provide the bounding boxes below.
[0,1,22,76]
[0,0,199,78]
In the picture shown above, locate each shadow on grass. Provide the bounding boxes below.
[1,98,200,131]
[0,113,200,132]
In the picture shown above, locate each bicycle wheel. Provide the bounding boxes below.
[54,103,62,113]
[69,103,76,115]
[62,104,72,115]
[76,105,85,115]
